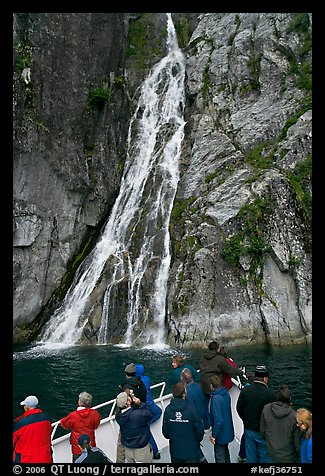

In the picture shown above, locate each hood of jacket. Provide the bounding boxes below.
[169,397,188,412]
[270,402,293,418]
[128,376,144,388]
[135,364,144,377]
[14,408,42,422]
[201,349,217,361]
[211,386,228,397]
[76,407,93,418]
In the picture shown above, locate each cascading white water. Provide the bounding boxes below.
[39,13,185,348]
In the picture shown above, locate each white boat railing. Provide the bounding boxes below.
[51,375,243,463]
[51,381,167,440]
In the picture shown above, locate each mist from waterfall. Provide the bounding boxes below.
[38,13,186,348]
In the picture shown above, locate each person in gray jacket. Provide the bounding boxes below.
[260,384,301,463]
[199,341,244,396]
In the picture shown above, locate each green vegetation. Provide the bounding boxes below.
[276,14,312,93]
[61,233,96,288]
[14,41,32,74]
[126,14,166,69]
[278,96,311,141]
[244,142,276,170]
[175,16,192,48]
[221,198,273,280]
[240,53,262,95]
[171,197,197,221]
[288,254,301,268]
[201,37,215,107]
[87,85,111,108]
[287,13,310,35]
[286,155,312,222]
[228,15,241,47]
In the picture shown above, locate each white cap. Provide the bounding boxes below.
[20,395,39,408]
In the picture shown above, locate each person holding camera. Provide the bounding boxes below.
[115,389,154,463]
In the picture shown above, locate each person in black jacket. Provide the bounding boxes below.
[75,434,112,463]
[119,363,147,403]
[162,382,204,463]
[236,365,276,463]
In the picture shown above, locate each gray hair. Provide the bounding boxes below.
[181,368,193,384]
[78,391,93,407]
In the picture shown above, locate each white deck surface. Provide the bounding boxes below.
[155,430,240,463]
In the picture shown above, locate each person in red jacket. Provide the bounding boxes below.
[219,346,239,391]
[60,391,101,461]
[13,395,53,463]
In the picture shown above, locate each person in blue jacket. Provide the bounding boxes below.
[296,408,312,463]
[209,374,234,463]
[135,363,162,459]
[181,367,210,462]
[115,391,154,463]
[162,381,204,463]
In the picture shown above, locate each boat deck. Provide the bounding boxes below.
[155,430,240,463]
[51,379,243,463]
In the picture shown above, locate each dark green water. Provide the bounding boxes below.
[13,343,312,429]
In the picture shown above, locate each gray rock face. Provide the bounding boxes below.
[13,13,129,336]
[167,12,311,347]
[13,13,311,348]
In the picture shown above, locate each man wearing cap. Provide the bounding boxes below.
[13,395,53,463]
[75,433,112,463]
[115,389,154,463]
[236,365,277,463]
[115,364,148,462]
[119,363,147,403]
[60,391,101,461]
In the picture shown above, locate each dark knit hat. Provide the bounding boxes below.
[125,363,136,375]
[255,365,269,378]
[78,434,91,446]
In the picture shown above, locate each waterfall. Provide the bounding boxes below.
[39,13,186,348]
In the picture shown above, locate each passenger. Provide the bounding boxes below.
[162,381,204,463]
[181,367,210,462]
[114,389,130,463]
[260,384,300,463]
[219,346,239,391]
[166,354,200,387]
[199,341,243,427]
[209,375,234,463]
[135,363,162,460]
[296,408,312,463]
[115,390,154,463]
[60,391,101,462]
[237,371,254,462]
[116,363,148,462]
[13,395,53,463]
[119,363,147,403]
[236,365,276,463]
[199,341,244,397]
[75,433,112,463]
